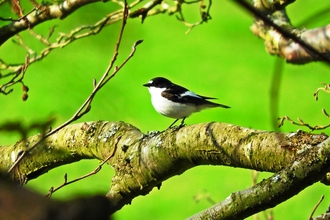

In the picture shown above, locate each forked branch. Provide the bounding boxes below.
[7,2,143,176]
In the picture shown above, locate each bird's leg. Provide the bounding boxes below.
[168,119,179,129]
[179,118,186,128]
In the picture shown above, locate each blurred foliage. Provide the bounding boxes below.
[1,0,330,219]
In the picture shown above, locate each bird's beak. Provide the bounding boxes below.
[143,83,150,87]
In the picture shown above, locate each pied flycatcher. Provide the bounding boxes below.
[143,77,230,128]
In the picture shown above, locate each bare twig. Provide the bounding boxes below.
[129,0,163,23]
[314,83,330,101]
[278,116,330,131]
[28,29,51,46]
[46,136,121,197]
[0,0,149,95]
[0,9,122,95]
[323,109,330,118]
[7,2,143,174]
[176,0,212,34]
[309,195,325,220]
[1,0,208,94]
[0,53,30,96]
[279,83,330,131]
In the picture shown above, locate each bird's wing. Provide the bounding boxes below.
[162,87,213,105]
[162,85,230,108]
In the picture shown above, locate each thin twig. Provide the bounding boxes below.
[176,0,212,34]
[314,83,330,101]
[46,136,121,197]
[8,1,143,174]
[278,116,330,131]
[0,53,30,96]
[0,4,130,94]
[309,195,325,220]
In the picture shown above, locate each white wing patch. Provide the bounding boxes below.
[180,91,202,99]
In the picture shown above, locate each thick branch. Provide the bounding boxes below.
[1,121,328,216]
[0,121,297,180]
[189,138,330,219]
[251,15,330,64]
[0,0,101,46]
[237,0,330,64]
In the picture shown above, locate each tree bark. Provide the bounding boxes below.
[1,121,329,216]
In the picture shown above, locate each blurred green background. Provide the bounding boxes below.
[1,0,330,219]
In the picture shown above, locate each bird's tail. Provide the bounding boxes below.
[216,103,231,109]
[201,100,230,109]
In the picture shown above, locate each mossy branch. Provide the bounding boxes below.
[236,0,330,64]
[0,121,329,216]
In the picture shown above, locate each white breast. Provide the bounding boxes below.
[147,87,198,119]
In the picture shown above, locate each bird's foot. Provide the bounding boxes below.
[178,120,186,128]
[167,118,186,130]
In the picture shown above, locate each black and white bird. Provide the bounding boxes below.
[143,77,230,128]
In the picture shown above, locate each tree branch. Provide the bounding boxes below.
[6,2,144,175]
[0,121,328,215]
[234,0,330,64]
[0,0,103,46]
[189,137,330,219]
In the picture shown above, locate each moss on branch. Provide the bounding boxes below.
[1,121,329,215]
